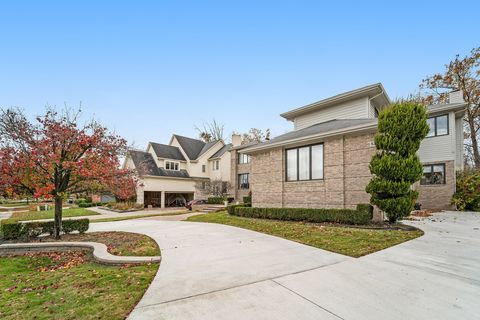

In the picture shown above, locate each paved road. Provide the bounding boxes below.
[90,211,480,320]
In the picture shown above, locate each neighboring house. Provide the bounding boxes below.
[229,134,256,201]
[238,83,466,210]
[124,134,231,208]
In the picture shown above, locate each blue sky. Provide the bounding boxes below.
[1,1,478,147]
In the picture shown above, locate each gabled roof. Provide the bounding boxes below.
[209,143,232,160]
[172,134,220,160]
[128,150,191,178]
[242,119,377,153]
[128,150,161,176]
[149,142,186,161]
[280,83,390,121]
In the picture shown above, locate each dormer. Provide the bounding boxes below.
[280,83,391,130]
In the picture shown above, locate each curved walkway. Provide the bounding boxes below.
[89,211,480,320]
[0,241,161,265]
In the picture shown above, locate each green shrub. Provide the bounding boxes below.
[232,207,371,225]
[1,223,24,240]
[227,203,252,215]
[243,196,252,204]
[356,203,374,219]
[452,170,480,211]
[78,202,94,208]
[62,219,89,234]
[366,102,429,223]
[0,219,89,240]
[74,198,87,204]
[207,197,226,204]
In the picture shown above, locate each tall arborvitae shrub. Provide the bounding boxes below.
[366,102,429,223]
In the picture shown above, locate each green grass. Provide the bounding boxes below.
[23,231,160,257]
[0,253,158,319]
[187,211,423,257]
[4,208,99,223]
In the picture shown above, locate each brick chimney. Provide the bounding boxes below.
[449,90,464,104]
[232,133,242,147]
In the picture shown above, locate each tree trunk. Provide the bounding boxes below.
[467,116,480,169]
[54,196,63,239]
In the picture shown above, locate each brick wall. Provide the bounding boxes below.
[416,160,455,210]
[230,150,253,202]
[251,133,376,209]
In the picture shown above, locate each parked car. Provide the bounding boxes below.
[185,199,207,211]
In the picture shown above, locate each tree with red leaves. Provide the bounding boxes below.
[0,107,129,239]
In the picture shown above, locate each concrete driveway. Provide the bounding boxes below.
[90,211,480,320]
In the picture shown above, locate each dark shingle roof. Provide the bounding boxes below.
[128,150,161,176]
[150,142,186,161]
[243,119,377,152]
[173,135,219,160]
[157,168,190,178]
[209,144,232,159]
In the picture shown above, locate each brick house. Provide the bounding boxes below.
[235,83,466,210]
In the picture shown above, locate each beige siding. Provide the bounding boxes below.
[418,112,456,164]
[293,97,369,130]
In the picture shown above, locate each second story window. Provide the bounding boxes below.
[165,161,179,171]
[238,173,249,189]
[202,165,206,173]
[238,153,251,164]
[427,115,449,137]
[212,160,220,171]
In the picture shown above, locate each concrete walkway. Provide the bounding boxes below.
[89,211,480,320]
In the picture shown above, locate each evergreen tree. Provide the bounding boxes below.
[366,102,429,223]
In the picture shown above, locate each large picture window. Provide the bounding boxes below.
[238,173,249,189]
[421,163,445,185]
[426,115,449,137]
[286,144,324,181]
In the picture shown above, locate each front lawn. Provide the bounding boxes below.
[3,208,99,223]
[0,252,158,319]
[187,211,423,257]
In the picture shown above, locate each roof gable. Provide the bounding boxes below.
[149,142,186,161]
[209,143,232,159]
[128,150,161,176]
[172,135,221,160]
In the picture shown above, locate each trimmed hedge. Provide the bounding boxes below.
[227,203,252,215]
[243,196,252,204]
[231,204,373,225]
[1,219,90,240]
[207,197,226,204]
[78,202,94,208]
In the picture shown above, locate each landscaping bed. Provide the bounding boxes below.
[187,211,423,257]
[0,251,158,319]
[17,231,160,257]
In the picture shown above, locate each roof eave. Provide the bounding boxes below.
[280,83,388,120]
[242,123,378,154]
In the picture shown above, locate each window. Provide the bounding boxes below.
[238,153,251,164]
[202,165,206,173]
[286,144,324,181]
[238,173,249,189]
[212,160,220,171]
[426,115,449,137]
[165,161,179,171]
[421,163,445,185]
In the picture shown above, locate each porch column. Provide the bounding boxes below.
[161,191,165,209]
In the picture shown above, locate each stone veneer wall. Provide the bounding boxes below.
[416,160,455,210]
[230,150,252,201]
[251,133,376,209]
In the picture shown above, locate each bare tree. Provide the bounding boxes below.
[419,47,480,168]
[195,119,225,142]
[241,128,270,144]
[196,179,232,197]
